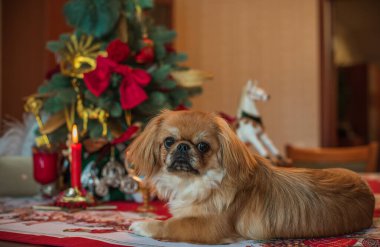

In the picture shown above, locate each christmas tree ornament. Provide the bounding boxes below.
[134,1,154,64]
[106,39,130,63]
[101,160,125,188]
[120,157,141,194]
[101,147,124,188]
[95,178,109,197]
[136,37,154,64]
[72,78,109,137]
[60,34,105,79]
[24,96,44,130]
[171,69,213,88]
[24,96,50,148]
[119,175,140,194]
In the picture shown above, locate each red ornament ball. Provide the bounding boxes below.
[136,37,155,64]
[106,39,130,63]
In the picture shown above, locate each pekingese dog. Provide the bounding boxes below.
[127,110,374,244]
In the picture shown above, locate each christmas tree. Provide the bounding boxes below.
[27,0,208,146]
[25,0,209,200]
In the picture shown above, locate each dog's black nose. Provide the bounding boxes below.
[177,143,190,153]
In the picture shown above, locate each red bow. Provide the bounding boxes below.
[114,65,151,109]
[83,57,151,110]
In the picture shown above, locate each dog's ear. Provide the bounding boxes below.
[215,116,257,185]
[126,113,164,178]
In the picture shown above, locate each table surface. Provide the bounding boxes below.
[1,174,380,247]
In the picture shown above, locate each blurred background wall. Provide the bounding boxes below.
[174,0,320,150]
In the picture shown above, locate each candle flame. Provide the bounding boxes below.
[72,124,78,144]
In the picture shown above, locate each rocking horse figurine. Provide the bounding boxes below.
[236,80,287,165]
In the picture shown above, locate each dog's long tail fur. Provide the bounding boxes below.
[239,157,375,239]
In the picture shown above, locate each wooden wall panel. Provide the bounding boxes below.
[174,0,321,152]
[44,0,72,70]
[1,0,70,123]
[2,0,46,121]
[0,1,2,124]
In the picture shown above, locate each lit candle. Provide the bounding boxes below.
[71,124,82,189]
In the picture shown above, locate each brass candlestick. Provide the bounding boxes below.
[125,159,155,212]
[137,186,155,212]
[55,187,95,208]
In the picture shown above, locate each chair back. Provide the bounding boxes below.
[285,142,379,172]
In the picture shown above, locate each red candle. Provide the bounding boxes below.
[71,124,82,189]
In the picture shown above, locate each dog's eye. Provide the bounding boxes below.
[197,142,210,153]
[164,137,175,149]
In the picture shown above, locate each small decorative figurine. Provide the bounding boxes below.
[236,80,287,165]
[24,95,51,148]
[125,156,154,212]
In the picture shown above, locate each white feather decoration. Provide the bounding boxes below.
[0,113,39,156]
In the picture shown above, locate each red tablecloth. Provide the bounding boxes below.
[0,201,170,247]
[1,175,380,247]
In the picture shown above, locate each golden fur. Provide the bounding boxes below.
[127,110,375,244]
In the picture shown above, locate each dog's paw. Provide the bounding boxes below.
[129,220,161,238]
